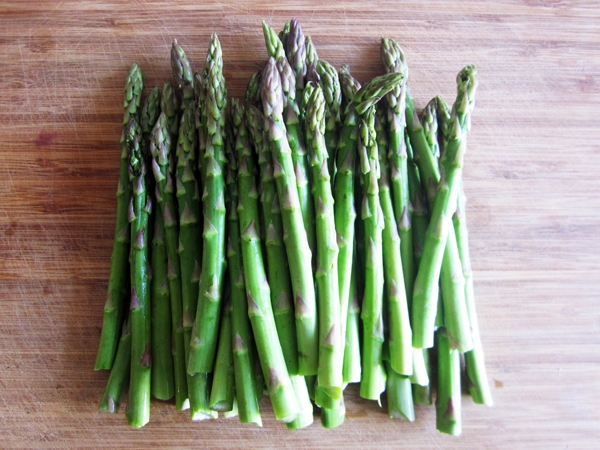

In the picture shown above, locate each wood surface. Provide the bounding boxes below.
[1,1,599,448]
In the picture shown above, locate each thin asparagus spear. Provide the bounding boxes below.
[276,56,315,269]
[374,109,412,376]
[305,35,319,68]
[286,375,314,430]
[125,117,151,428]
[285,18,307,99]
[161,80,181,138]
[245,71,262,109]
[262,57,318,376]
[306,85,343,408]
[189,34,228,374]
[384,361,415,421]
[278,20,291,51]
[317,60,342,176]
[436,327,462,436]
[246,103,299,375]
[262,21,286,60]
[209,297,234,412]
[151,207,175,400]
[171,40,195,111]
[353,73,404,116]
[194,72,207,187]
[412,349,432,405]
[357,107,386,401]
[343,259,361,384]
[96,63,142,370]
[411,65,478,349]
[381,37,414,307]
[454,184,493,406]
[98,319,131,412]
[225,136,262,426]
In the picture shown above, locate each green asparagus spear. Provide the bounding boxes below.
[384,361,415,421]
[245,102,299,375]
[262,21,286,60]
[343,259,361,384]
[285,18,307,97]
[98,318,131,412]
[275,56,315,268]
[125,117,151,428]
[245,71,262,109]
[262,57,318,376]
[381,37,414,308]
[235,96,299,423]
[306,85,343,408]
[209,297,235,412]
[96,63,142,370]
[454,184,493,406]
[436,327,462,435]
[189,34,228,374]
[286,375,314,429]
[305,36,319,68]
[411,65,478,349]
[171,40,195,111]
[161,80,181,138]
[279,21,291,51]
[150,207,175,400]
[317,60,342,176]
[225,136,262,426]
[353,72,404,116]
[357,107,386,401]
[374,109,412,376]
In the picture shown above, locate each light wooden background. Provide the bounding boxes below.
[1,1,599,448]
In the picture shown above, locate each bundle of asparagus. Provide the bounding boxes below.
[95,19,492,434]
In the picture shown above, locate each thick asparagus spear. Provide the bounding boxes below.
[225,135,263,426]
[411,65,478,349]
[245,103,299,375]
[235,96,299,423]
[357,107,386,401]
[374,109,412,376]
[275,56,316,268]
[454,184,493,406]
[150,207,175,401]
[384,361,415,421]
[306,85,343,408]
[436,327,462,435]
[171,40,194,111]
[261,57,318,376]
[189,34,228,374]
[96,63,142,370]
[98,318,131,412]
[381,37,414,307]
[125,117,151,428]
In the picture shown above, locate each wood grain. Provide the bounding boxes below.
[1,0,599,447]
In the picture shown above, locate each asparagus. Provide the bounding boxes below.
[125,117,151,428]
[343,259,361,384]
[150,208,175,400]
[436,327,462,435]
[98,319,131,412]
[306,85,343,408]
[286,375,314,430]
[411,349,432,405]
[411,65,478,349]
[406,133,428,269]
[245,103,299,375]
[194,72,207,186]
[321,396,346,429]
[171,40,194,110]
[262,57,318,376]
[209,297,235,412]
[96,63,142,370]
[235,96,299,423]
[245,71,262,109]
[189,34,228,374]
[225,136,262,426]
[275,56,316,268]
[285,18,307,98]
[336,65,360,384]
[357,108,386,401]
[384,361,415,421]
[374,109,412,376]
[353,72,404,116]
[262,21,286,60]
[317,60,342,176]
[161,80,181,138]
[454,184,493,406]
[381,37,414,307]
[305,35,319,68]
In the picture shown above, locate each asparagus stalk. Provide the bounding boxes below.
[275,56,316,269]
[245,71,262,109]
[411,349,432,405]
[286,375,314,430]
[96,63,142,370]
[317,60,342,176]
[406,133,429,269]
[150,207,175,400]
[125,117,151,428]
[357,107,386,401]
[285,18,307,99]
[161,80,181,138]
[171,40,195,111]
[98,319,131,412]
[381,37,414,307]
[189,34,228,374]
[436,327,462,436]
[225,137,262,426]
[305,35,319,68]
[261,57,318,376]
[454,184,493,406]
[209,297,235,412]
[374,109,412,376]
[384,361,415,421]
[262,21,286,60]
[245,103,299,375]
[306,85,344,408]
[343,259,361,384]
[194,72,207,187]
[336,65,360,384]
[321,395,346,429]
[411,65,478,349]
[353,72,405,116]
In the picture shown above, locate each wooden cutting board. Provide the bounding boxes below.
[1,1,599,447]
